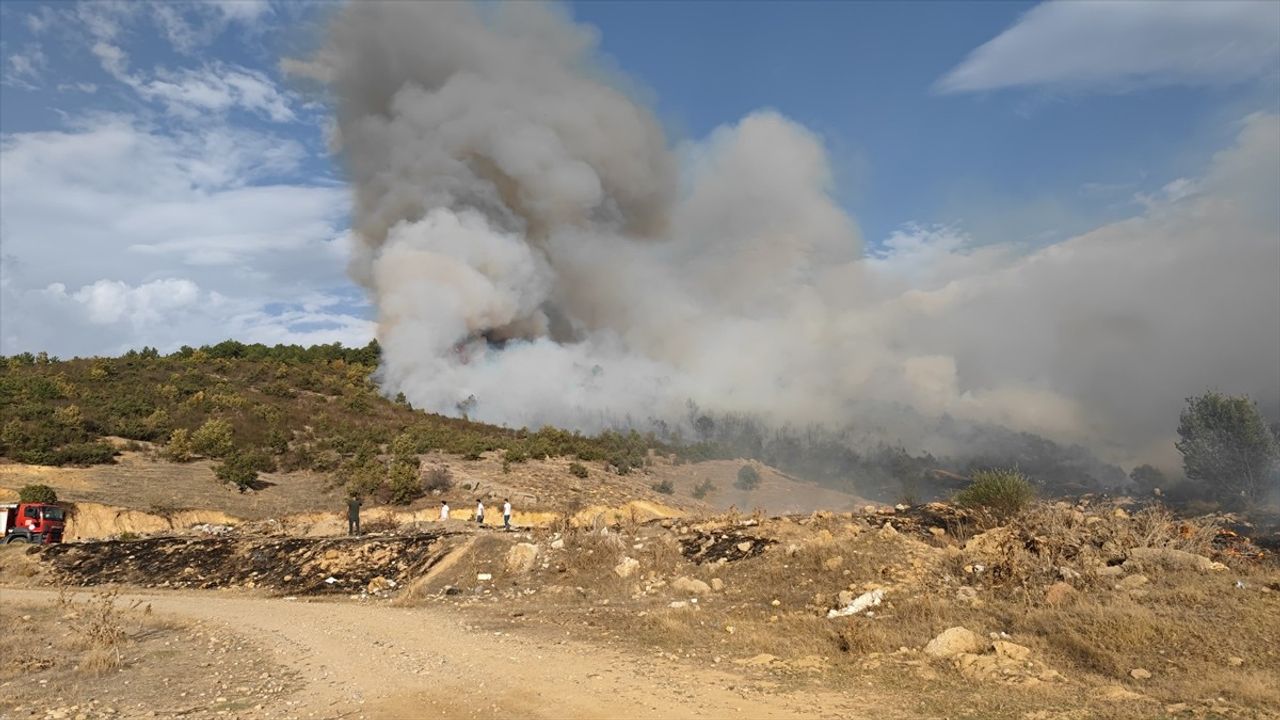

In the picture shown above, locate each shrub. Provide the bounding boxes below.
[191,418,234,458]
[387,461,423,505]
[735,464,761,491]
[651,479,675,495]
[691,478,715,500]
[19,483,57,504]
[52,442,117,466]
[955,468,1035,518]
[423,466,453,493]
[164,428,194,462]
[568,462,588,479]
[212,449,274,492]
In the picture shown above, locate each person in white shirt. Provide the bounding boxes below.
[440,500,450,521]
[475,499,485,525]
[502,498,512,530]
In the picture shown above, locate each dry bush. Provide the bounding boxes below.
[422,466,453,493]
[362,514,402,534]
[57,588,149,675]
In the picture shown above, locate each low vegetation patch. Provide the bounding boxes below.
[955,468,1034,519]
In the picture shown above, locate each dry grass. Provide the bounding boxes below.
[56,587,151,675]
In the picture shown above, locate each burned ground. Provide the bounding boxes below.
[39,532,457,595]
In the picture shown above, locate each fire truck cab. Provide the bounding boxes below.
[1,502,65,544]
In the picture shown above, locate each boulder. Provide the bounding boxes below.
[1130,668,1152,680]
[1124,547,1225,573]
[992,640,1032,662]
[366,576,396,594]
[823,556,844,571]
[613,556,640,578]
[672,576,712,595]
[924,627,984,659]
[1043,582,1075,607]
[505,543,540,573]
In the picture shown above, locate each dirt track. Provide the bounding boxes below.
[4,588,876,720]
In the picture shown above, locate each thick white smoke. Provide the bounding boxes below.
[295,2,1280,467]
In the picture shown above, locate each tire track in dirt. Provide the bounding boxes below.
[5,588,876,719]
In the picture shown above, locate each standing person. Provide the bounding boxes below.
[440,500,450,521]
[475,499,485,525]
[502,498,512,530]
[347,495,362,536]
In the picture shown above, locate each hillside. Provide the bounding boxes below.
[0,342,863,537]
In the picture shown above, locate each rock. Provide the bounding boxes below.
[668,601,688,609]
[613,557,640,578]
[505,543,540,573]
[1116,574,1149,591]
[366,576,396,594]
[1113,508,1130,519]
[1095,565,1125,577]
[1056,566,1081,581]
[827,588,884,618]
[1043,582,1075,606]
[1124,547,1225,574]
[956,586,979,603]
[924,627,984,659]
[837,590,857,607]
[823,556,844,571]
[1165,703,1190,714]
[550,539,565,550]
[476,573,493,582]
[992,640,1032,662]
[1228,656,1245,667]
[672,576,712,595]
[710,578,724,592]
[928,527,946,538]
[878,523,898,538]
[736,541,752,553]
[1130,668,1152,680]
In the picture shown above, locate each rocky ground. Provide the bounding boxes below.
[2,498,1278,719]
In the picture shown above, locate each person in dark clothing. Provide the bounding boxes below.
[347,496,362,535]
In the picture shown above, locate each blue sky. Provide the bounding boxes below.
[1,0,1277,357]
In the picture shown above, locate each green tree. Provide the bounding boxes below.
[19,483,58,504]
[1176,392,1279,505]
[191,418,235,458]
[1129,464,1166,496]
[735,464,761,491]
[212,449,274,492]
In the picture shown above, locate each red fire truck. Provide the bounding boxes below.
[1,502,65,544]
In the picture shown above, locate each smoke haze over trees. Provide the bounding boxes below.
[284,2,1279,477]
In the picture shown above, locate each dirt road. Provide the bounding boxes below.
[5,588,873,720]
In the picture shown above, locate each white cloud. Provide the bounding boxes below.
[2,278,372,358]
[938,0,1280,94]
[2,45,47,89]
[134,64,296,122]
[0,115,364,357]
[91,41,129,80]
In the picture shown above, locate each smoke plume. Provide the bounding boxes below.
[297,2,1280,468]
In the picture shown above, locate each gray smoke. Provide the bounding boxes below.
[293,2,1280,470]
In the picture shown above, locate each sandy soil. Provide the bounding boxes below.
[2,588,885,720]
